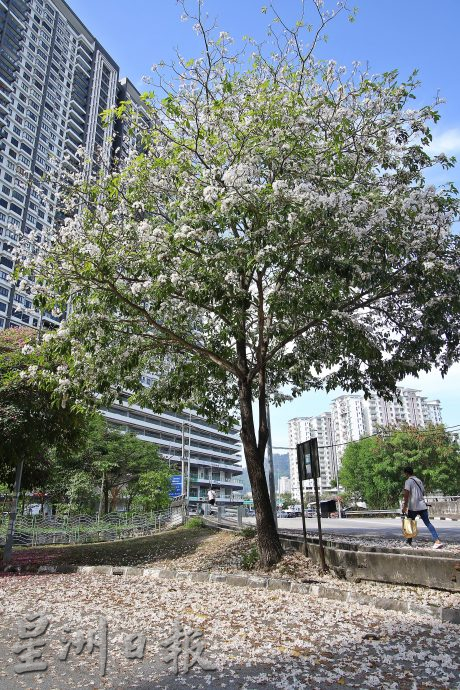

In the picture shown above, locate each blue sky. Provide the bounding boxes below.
[67,0,460,448]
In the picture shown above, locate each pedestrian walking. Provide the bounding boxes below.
[207,488,216,507]
[401,466,443,549]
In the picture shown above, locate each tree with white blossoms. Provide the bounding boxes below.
[24,1,460,566]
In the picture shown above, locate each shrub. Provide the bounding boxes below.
[185,516,205,529]
[240,526,256,539]
[241,546,259,570]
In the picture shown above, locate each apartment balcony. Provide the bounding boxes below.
[75,50,92,72]
[66,126,82,147]
[171,455,243,474]
[189,474,243,489]
[106,407,240,456]
[7,0,31,23]
[69,97,86,118]
[188,492,243,504]
[104,419,242,474]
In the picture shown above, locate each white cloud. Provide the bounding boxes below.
[429,128,460,155]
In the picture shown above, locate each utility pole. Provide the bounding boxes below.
[266,403,278,528]
[186,420,191,505]
[181,422,185,498]
[3,459,24,564]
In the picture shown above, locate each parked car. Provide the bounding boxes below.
[277,509,295,518]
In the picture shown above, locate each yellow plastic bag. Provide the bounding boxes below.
[402,516,418,539]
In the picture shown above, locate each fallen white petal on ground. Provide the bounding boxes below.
[149,532,460,609]
[0,573,459,690]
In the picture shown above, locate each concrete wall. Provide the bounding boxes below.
[430,500,460,518]
[280,536,460,593]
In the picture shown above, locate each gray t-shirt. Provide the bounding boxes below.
[404,476,427,511]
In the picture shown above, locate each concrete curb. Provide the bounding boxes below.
[31,564,460,625]
[279,535,460,593]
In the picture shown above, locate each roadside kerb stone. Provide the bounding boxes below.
[225,574,251,587]
[67,565,460,624]
[156,568,177,579]
[317,584,347,602]
[37,565,58,574]
[189,571,211,582]
[143,568,162,578]
[19,563,459,624]
[441,607,460,624]
[247,576,268,589]
[267,577,291,591]
[209,572,228,583]
[409,601,443,620]
[124,566,143,576]
[78,565,112,575]
[280,536,460,592]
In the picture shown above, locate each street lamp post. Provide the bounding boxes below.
[332,441,342,518]
[181,423,186,497]
[266,403,278,528]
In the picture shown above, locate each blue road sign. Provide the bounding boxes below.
[169,475,182,497]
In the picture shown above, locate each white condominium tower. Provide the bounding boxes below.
[0,0,244,503]
[288,412,337,497]
[0,0,118,330]
[288,387,442,501]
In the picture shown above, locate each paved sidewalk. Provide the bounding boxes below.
[0,572,459,690]
[244,517,460,547]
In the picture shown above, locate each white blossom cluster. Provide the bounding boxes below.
[17,3,459,430]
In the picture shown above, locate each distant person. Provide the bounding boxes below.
[207,489,216,508]
[401,466,443,549]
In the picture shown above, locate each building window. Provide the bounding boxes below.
[12,190,25,203]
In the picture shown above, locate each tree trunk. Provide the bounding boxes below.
[104,484,109,515]
[239,382,283,567]
[98,471,105,518]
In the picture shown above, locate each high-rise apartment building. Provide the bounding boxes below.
[289,387,443,501]
[278,476,291,495]
[0,0,118,330]
[288,412,337,498]
[0,0,244,501]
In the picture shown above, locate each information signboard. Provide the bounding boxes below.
[169,475,182,498]
[296,438,321,480]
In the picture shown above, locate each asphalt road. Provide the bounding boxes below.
[244,516,460,543]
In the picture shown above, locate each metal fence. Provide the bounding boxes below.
[201,503,245,529]
[0,507,184,547]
